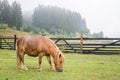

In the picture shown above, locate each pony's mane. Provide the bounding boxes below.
[43,36,61,55]
[44,36,59,50]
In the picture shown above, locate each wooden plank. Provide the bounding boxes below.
[94,40,120,50]
[83,50,119,54]
[51,38,120,40]
[83,38,120,40]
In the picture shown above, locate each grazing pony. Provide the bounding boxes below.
[16,36,64,72]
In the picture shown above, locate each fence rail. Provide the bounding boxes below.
[0,35,120,54]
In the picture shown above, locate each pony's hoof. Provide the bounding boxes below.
[38,68,42,72]
[24,66,28,70]
[20,65,28,70]
[24,67,28,70]
[50,68,56,71]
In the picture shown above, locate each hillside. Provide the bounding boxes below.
[0,28,30,37]
[0,28,58,38]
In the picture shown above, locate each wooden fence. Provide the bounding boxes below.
[0,35,120,54]
[0,35,17,50]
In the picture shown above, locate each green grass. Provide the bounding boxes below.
[0,49,120,80]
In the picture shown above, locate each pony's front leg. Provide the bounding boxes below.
[46,55,55,71]
[38,52,44,72]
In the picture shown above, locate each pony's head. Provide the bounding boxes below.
[55,51,64,72]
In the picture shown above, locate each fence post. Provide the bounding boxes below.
[0,38,2,49]
[14,35,17,50]
[80,33,83,54]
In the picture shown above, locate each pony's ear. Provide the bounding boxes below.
[59,54,62,58]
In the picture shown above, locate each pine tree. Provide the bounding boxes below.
[1,0,11,25]
[0,0,2,23]
[11,1,23,30]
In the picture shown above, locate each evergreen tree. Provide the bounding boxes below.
[11,1,23,30]
[80,18,90,34]
[1,0,11,25]
[0,0,2,23]
[92,31,103,38]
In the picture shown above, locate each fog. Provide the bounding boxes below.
[9,0,120,37]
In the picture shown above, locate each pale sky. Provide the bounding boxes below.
[9,0,120,38]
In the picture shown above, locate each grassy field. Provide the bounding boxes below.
[0,49,120,80]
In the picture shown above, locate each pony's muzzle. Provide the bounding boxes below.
[56,68,63,72]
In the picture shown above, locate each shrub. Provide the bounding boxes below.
[0,24,8,30]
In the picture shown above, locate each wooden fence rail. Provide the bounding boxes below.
[0,35,120,54]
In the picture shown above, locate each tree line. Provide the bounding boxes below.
[32,5,90,35]
[0,0,22,30]
[0,0,103,38]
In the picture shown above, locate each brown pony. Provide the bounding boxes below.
[16,35,64,72]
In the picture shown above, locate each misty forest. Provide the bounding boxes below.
[0,0,103,37]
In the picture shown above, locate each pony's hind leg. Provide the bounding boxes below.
[18,51,28,70]
[46,55,55,71]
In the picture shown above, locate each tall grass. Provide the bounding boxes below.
[0,49,120,80]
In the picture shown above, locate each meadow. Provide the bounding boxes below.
[0,49,120,80]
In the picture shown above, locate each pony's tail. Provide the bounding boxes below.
[16,39,18,66]
[16,39,20,66]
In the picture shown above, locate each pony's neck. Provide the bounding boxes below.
[51,49,59,61]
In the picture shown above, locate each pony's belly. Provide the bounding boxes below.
[25,50,38,57]
[27,53,38,57]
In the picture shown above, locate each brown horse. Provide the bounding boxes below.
[16,35,64,72]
